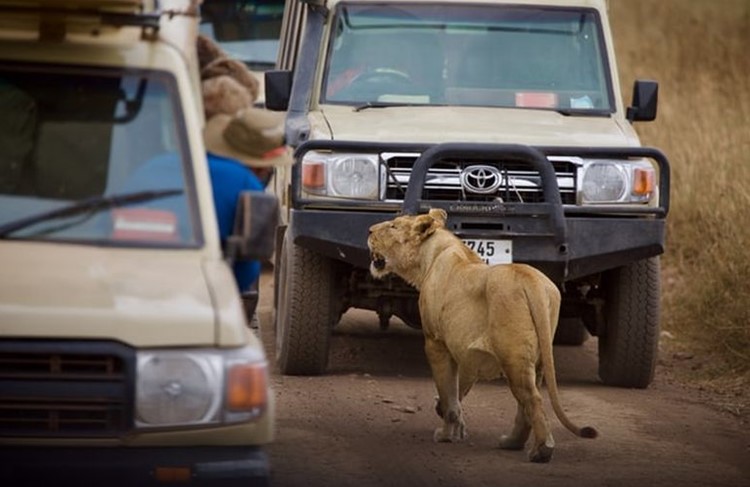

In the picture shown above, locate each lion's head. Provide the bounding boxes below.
[367,208,447,283]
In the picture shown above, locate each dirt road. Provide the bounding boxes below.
[256,270,749,487]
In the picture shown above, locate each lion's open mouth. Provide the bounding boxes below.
[371,252,386,270]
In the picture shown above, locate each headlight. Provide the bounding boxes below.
[579,159,656,204]
[581,162,627,202]
[135,347,268,428]
[301,151,385,200]
[136,353,221,426]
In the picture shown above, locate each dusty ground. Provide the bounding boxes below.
[256,270,750,487]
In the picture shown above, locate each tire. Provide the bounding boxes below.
[554,317,589,346]
[598,257,660,388]
[275,232,334,375]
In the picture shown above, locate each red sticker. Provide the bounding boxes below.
[112,208,178,242]
[515,92,559,108]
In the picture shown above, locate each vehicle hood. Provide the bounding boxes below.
[0,241,217,347]
[317,105,638,147]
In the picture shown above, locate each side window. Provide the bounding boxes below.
[199,0,285,71]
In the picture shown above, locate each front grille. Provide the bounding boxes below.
[383,154,577,204]
[0,340,135,438]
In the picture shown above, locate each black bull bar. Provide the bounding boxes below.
[289,141,670,283]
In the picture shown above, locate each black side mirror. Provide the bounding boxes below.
[626,80,659,122]
[264,70,293,111]
[226,191,279,263]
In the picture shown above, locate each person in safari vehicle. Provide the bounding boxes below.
[198,32,293,323]
[204,106,293,306]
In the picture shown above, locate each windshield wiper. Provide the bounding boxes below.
[555,108,611,117]
[0,189,183,238]
[353,101,426,112]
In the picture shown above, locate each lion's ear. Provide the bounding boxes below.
[413,213,440,239]
[428,208,447,227]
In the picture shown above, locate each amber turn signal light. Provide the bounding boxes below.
[227,363,268,412]
[632,167,655,196]
[302,161,325,190]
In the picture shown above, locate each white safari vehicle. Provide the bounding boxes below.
[266,0,670,389]
[0,1,275,485]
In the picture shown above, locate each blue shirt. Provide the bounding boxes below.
[207,152,264,293]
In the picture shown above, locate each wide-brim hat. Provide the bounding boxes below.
[203,107,293,168]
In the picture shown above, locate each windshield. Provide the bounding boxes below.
[199,0,285,71]
[323,3,613,112]
[0,64,200,246]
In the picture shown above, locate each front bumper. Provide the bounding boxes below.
[290,209,664,282]
[0,446,270,487]
[289,141,670,283]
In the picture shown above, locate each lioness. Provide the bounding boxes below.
[368,208,597,463]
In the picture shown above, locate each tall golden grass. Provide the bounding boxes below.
[609,0,750,379]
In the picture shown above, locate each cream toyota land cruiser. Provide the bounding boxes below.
[266,0,671,389]
[0,1,275,485]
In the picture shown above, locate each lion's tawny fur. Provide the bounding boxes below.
[367,209,597,463]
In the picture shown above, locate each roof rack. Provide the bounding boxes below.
[0,0,198,40]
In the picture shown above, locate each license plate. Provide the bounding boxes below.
[462,239,512,265]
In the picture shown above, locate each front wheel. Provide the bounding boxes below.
[598,257,661,388]
[275,232,335,375]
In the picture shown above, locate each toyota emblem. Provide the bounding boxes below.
[460,165,502,194]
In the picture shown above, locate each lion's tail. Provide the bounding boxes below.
[525,282,598,440]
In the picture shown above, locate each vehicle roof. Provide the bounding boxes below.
[320,0,608,10]
[0,0,157,16]
[0,0,193,45]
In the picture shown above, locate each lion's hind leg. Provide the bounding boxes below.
[501,360,554,463]
[425,338,467,443]
[498,404,531,451]
[498,362,545,451]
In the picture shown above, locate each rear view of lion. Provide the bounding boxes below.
[368,208,597,463]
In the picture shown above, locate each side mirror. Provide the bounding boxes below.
[264,70,293,111]
[626,80,659,122]
[226,191,279,263]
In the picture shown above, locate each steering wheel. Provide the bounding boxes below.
[352,68,413,87]
[337,68,417,100]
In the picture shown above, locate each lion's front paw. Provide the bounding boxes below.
[433,420,468,443]
[433,426,450,443]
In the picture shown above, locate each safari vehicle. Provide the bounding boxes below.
[265,0,670,389]
[0,1,275,485]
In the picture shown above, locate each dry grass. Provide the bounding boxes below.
[608,0,750,386]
